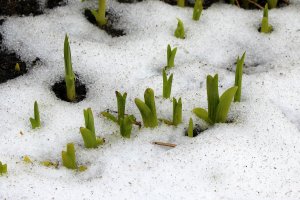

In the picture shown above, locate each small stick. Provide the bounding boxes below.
[235,0,240,8]
[153,141,177,148]
[247,0,264,9]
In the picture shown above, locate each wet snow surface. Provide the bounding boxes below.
[1,0,300,199]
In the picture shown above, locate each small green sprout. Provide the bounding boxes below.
[234,52,246,102]
[15,63,20,72]
[187,118,194,137]
[80,108,105,148]
[0,161,7,175]
[23,156,32,164]
[102,91,127,124]
[174,18,185,39]
[268,0,278,8]
[193,0,203,21]
[177,0,185,7]
[135,88,158,128]
[260,4,273,33]
[166,44,177,69]
[120,116,134,138]
[173,97,182,126]
[91,0,107,26]
[41,160,59,168]
[64,35,76,102]
[163,69,173,98]
[30,101,41,129]
[62,143,77,170]
[193,74,238,124]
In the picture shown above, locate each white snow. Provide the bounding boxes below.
[1,0,300,199]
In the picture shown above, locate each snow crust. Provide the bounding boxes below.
[1,0,300,199]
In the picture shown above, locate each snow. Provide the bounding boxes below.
[1,0,300,199]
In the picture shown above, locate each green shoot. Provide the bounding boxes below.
[91,0,107,26]
[187,118,194,137]
[234,52,246,102]
[174,18,185,39]
[193,74,238,124]
[193,0,203,21]
[173,97,182,126]
[64,35,76,102]
[166,44,177,69]
[80,108,105,148]
[0,161,7,175]
[261,4,273,33]
[163,69,173,99]
[15,63,20,72]
[62,143,77,170]
[268,0,278,8]
[23,156,32,164]
[177,0,185,7]
[116,91,127,123]
[135,88,158,128]
[120,116,134,138]
[30,101,41,129]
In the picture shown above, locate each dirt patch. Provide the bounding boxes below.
[225,0,289,9]
[116,0,143,3]
[52,76,87,103]
[185,124,207,137]
[84,9,126,38]
[46,0,67,9]
[160,0,218,9]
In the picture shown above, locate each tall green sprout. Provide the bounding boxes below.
[0,161,7,175]
[187,118,194,137]
[193,0,203,21]
[62,143,77,170]
[30,101,41,129]
[166,44,177,69]
[135,88,158,128]
[174,19,185,39]
[193,74,238,124]
[234,52,246,102]
[163,69,173,99]
[177,0,185,7]
[64,35,76,102]
[261,4,273,33]
[172,97,182,126]
[91,0,107,26]
[268,0,278,8]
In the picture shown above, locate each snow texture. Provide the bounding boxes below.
[1,0,300,199]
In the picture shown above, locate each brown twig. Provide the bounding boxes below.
[247,0,264,9]
[235,0,240,8]
[153,142,177,148]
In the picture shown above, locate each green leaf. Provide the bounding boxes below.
[0,161,7,175]
[135,98,154,128]
[120,116,133,138]
[193,0,203,21]
[64,35,76,101]
[188,118,194,138]
[166,44,177,68]
[101,111,118,123]
[80,127,98,148]
[177,0,185,7]
[267,0,278,8]
[116,91,127,123]
[163,69,173,98]
[62,143,77,170]
[207,74,219,123]
[215,86,238,123]
[30,101,41,129]
[84,108,95,136]
[172,97,182,126]
[174,18,185,39]
[193,107,212,124]
[234,52,246,102]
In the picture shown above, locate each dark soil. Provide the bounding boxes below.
[225,0,288,9]
[161,0,218,9]
[185,124,207,137]
[116,0,143,3]
[46,0,67,9]
[52,76,87,103]
[84,9,126,38]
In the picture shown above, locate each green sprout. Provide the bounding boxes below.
[0,161,7,175]
[268,0,278,8]
[166,44,177,69]
[30,101,41,129]
[102,91,127,124]
[193,0,203,21]
[260,4,273,33]
[62,143,77,170]
[64,35,76,102]
[91,0,107,26]
[80,108,105,148]
[173,97,182,126]
[163,69,173,99]
[174,18,185,39]
[15,63,20,72]
[120,116,134,138]
[177,0,185,7]
[135,88,158,128]
[193,74,238,124]
[187,118,194,137]
[234,52,246,102]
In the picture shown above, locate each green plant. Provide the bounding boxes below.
[91,0,107,26]
[62,143,77,170]
[163,69,173,98]
[193,0,203,21]
[234,52,246,102]
[166,44,177,69]
[187,118,194,137]
[15,63,20,72]
[64,35,76,101]
[80,108,105,148]
[120,116,134,138]
[30,101,41,129]
[172,97,182,126]
[177,0,185,7]
[0,161,7,175]
[174,18,185,39]
[193,74,238,124]
[135,88,158,128]
[268,0,278,8]
[260,4,273,33]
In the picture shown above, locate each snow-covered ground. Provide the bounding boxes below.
[1,0,300,199]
